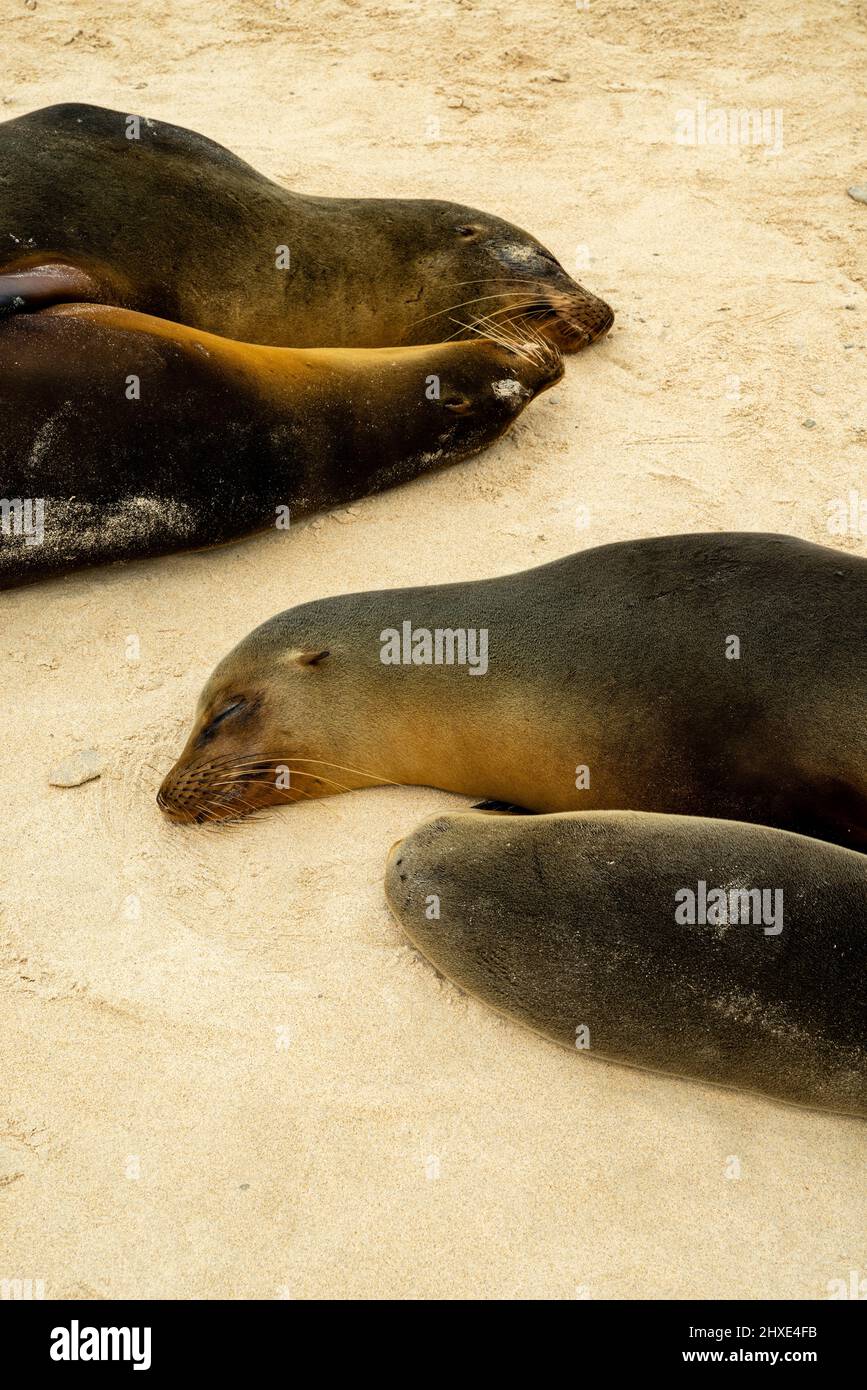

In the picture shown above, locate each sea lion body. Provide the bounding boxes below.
[384,810,867,1116]
[159,533,867,852]
[0,303,560,587]
[0,103,613,351]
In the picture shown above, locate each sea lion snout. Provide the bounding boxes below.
[158,745,296,825]
[404,202,613,354]
[486,237,614,351]
[157,641,387,825]
[549,286,614,349]
[515,268,614,351]
[484,335,565,407]
[157,687,291,824]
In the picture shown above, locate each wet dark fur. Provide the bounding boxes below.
[0,103,613,349]
[161,533,867,852]
[386,810,867,1117]
[0,307,560,588]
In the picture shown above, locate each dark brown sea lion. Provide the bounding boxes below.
[157,532,867,852]
[0,303,561,589]
[0,103,614,351]
[384,809,867,1117]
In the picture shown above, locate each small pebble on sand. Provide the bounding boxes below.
[48,748,104,787]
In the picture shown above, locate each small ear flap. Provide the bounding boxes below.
[292,648,331,667]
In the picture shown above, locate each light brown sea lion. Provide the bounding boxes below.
[158,532,867,852]
[384,809,867,1118]
[0,303,561,589]
[0,103,614,351]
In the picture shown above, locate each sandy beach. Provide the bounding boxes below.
[2,0,865,1299]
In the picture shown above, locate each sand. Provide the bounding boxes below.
[1,0,865,1300]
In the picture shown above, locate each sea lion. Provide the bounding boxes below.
[384,809,867,1117]
[0,303,561,588]
[0,103,614,351]
[158,532,867,852]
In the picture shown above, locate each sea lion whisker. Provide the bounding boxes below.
[289,772,357,796]
[433,312,531,346]
[199,786,299,823]
[194,753,277,774]
[496,314,559,368]
[460,315,538,362]
[194,755,326,776]
[442,306,542,352]
[464,298,549,330]
[199,754,389,799]
[483,305,563,349]
[242,770,358,796]
[454,315,531,356]
[195,796,244,826]
[497,309,566,364]
[407,288,554,330]
[219,792,263,817]
[467,304,545,340]
[281,757,403,786]
[214,754,400,787]
[211,770,356,798]
[442,318,484,345]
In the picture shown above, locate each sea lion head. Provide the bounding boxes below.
[347,332,565,488]
[278,331,565,503]
[158,605,398,824]
[157,647,332,824]
[390,200,614,353]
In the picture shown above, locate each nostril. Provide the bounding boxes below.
[442,395,471,414]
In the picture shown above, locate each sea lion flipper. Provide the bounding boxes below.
[0,262,114,317]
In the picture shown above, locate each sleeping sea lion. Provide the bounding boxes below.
[0,303,561,588]
[385,809,867,1117]
[0,103,614,351]
[158,532,867,853]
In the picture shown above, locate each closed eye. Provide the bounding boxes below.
[196,697,247,746]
